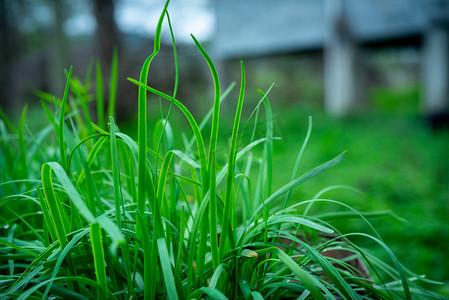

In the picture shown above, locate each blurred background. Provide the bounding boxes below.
[1,0,448,293]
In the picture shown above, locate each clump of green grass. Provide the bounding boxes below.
[0,1,447,299]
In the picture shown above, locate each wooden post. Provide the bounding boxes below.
[324,0,362,116]
[422,20,449,115]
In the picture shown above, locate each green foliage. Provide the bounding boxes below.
[0,1,447,299]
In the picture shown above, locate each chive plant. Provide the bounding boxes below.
[0,1,447,299]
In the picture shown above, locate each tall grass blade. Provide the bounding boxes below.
[43,162,124,252]
[128,78,208,198]
[18,105,28,179]
[283,116,312,209]
[59,66,73,171]
[157,237,179,300]
[209,150,219,270]
[109,117,123,229]
[90,223,108,299]
[136,0,170,239]
[108,47,118,119]
[96,61,105,129]
[219,61,246,260]
[136,211,155,300]
[156,151,174,238]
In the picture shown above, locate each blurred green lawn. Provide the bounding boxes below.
[239,85,449,293]
[274,104,448,284]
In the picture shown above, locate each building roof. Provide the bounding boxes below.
[214,0,449,59]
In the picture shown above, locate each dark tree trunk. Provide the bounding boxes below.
[93,0,119,64]
[49,0,69,96]
[0,0,18,112]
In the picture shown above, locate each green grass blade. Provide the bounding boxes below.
[156,151,175,238]
[190,37,220,277]
[109,117,123,229]
[191,33,220,195]
[345,232,412,299]
[157,237,179,300]
[274,247,326,300]
[59,66,73,171]
[257,90,273,198]
[16,276,117,300]
[0,105,18,133]
[136,211,156,300]
[136,0,170,239]
[18,105,28,179]
[200,287,229,300]
[288,233,360,299]
[37,187,58,243]
[41,164,69,248]
[108,47,118,119]
[40,100,59,134]
[219,61,246,260]
[155,11,178,174]
[283,116,312,209]
[186,82,236,151]
[44,162,125,252]
[90,223,108,299]
[128,78,208,201]
[209,150,219,270]
[43,162,95,223]
[0,238,38,258]
[153,118,174,152]
[96,61,105,129]
[240,151,346,244]
[42,228,90,299]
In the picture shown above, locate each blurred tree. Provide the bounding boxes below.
[93,0,120,64]
[48,0,69,96]
[0,0,22,112]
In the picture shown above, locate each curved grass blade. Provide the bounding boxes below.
[283,116,312,209]
[344,232,412,299]
[128,78,208,199]
[41,164,70,248]
[136,0,170,239]
[16,276,118,300]
[274,247,327,300]
[43,162,125,252]
[42,228,90,299]
[37,186,58,244]
[200,287,229,300]
[194,32,222,276]
[0,238,38,258]
[239,151,346,245]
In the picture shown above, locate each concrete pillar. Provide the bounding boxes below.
[324,0,362,116]
[422,22,449,115]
